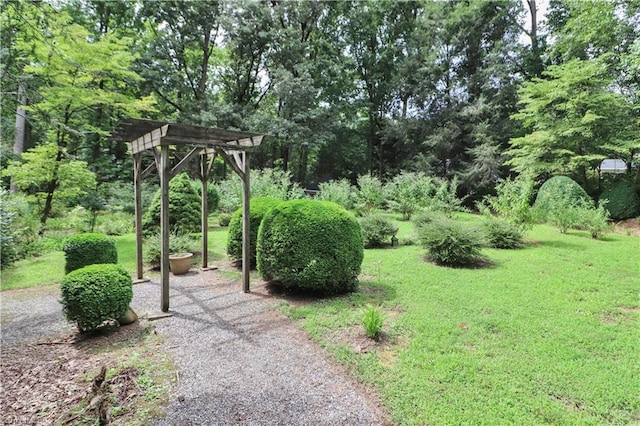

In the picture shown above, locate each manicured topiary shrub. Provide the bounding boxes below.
[483,218,524,249]
[533,176,593,221]
[142,173,201,236]
[416,213,485,266]
[599,180,640,220]
[359,214,398,248]
[257,200,363,295]
[63,233,117,274]
[191,180,219,214]
[60,263,133,331]
[227,197,281,267]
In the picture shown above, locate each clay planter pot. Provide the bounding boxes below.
[169,252,193,275]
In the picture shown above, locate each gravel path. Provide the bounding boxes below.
[1,270,387,425]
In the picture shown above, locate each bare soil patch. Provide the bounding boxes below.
[612,218,640,236]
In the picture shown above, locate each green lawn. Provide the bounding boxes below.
[285,215,640,425]
[2,220,638,424]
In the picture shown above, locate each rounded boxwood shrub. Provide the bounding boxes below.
[142,173,201,236]
[227,197,281,266]
[599,180,640,220]
[257,200,363,295]
[63,232,117,274]
[533,176,593,221]
[60,263,133,331]
[416,213,485,266]
[359,214,398,248]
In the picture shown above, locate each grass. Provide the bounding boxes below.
[284,214,640,425]
[3,218,638,424]
[0,228,229,291]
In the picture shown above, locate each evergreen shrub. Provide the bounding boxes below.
[359,214,398,248]
[257,200,363,295]
[533,176,592,221]
[318,179,355,210]
[483,218,524,249]
[60,263,133,331]
[191,180,219,214]
[142,173,201,236]
[416,213,485,266]
[63,232,117,274]
[227,197,281,266]
[599,180,639,220]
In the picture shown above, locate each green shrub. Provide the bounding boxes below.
[257,200,363,295]
[191,180,220,214]
[354,175,385,215]
[0,190,17,268]
[143,233,198,269]
[60,263,133,331]
[480,175,535,231]
[599,180,640,220]
[359,214,398,248]
[218,212,232,227]
[384,172,434,220]
[227,197,281,266]
[362,305,385,339]
[483,218,525,249]
[95,211,133,236]
[431,177,469,217]
[216,169,304,214]
[318,179,355,210]
[63,233,117,274]
[142,173,201,236]
[533,176,592,222]
[574,203,611,239]
[416,213,485,266]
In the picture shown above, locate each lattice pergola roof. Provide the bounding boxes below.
[114,118,265,154]
[114,118,267,313]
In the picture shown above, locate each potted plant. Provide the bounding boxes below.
[169,252,193,275]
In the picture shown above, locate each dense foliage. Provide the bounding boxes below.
[416,213,485,266]
[142,173,201,236]
[359,214,399,248]
[533,176,593,222]
[257,200,363,295]
[60,263,133,331]
[483,218,525,249]
[63,233,117,274]
[227,197,281,266]
[599,180,640,220]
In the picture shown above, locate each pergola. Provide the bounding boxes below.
[114,118,266,312]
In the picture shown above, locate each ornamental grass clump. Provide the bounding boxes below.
[60,263,132,332]
[416,213,485,266]
[257,199,363,295]
[362,305,385,340]
[227,197,281,267]
[63,232,117,274]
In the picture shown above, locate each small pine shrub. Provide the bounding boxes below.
[416,213,485,266]
[599,180,640,220]
[257,200,363,295]
[227,197,281,266]
[218,212,232,227]
[318,179,355,210]
[63,233,117,274]
[533,176,592,222]
[359,214,398,248]
[142,173,201,236]
[362,305,385,339]
[60,263,133,331]
[483,218,524,249]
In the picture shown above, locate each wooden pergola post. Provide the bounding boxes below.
[241,152,250,293]
[160,144,170,312]
[133,153,144,280]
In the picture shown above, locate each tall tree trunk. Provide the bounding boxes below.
[39,148,63,234]
[11,82,28,192]
[297,145,308,184]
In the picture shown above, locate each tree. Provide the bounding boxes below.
[506,58,639,195]
[2,3,152,230]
